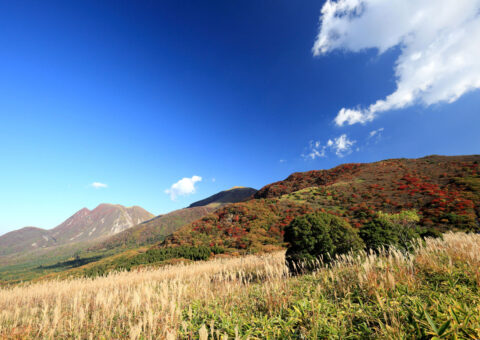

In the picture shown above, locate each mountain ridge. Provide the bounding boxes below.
[188,187,257,208]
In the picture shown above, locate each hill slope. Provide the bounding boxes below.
[0,204,154,256]
[161,155,480,252]
[188,187,257,208]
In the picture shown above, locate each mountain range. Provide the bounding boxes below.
[0,186,257,282]
[2,155,480,282]
[0,204,153,256]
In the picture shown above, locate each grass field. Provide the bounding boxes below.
[0,232,479,339]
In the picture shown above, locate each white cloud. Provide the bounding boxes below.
[369,127,384,138]
[314,0,480,125]
[329,134,356,156]
[165,175,202,200]
[279,159,286,163]
[334,108,374,126]
[91,182,108,189]
[303,134,356,159]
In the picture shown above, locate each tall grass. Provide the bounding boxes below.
[0,232,479,339]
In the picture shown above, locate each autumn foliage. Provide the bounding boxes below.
[160,155,480,254]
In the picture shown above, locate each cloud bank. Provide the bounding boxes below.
[165,176,202,200]
[91,182,108,189]
[313,0,480,125]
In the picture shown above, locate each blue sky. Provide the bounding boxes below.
[1,0,479,235]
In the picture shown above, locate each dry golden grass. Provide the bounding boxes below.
[0,252,287,339]
[0,232,479,339]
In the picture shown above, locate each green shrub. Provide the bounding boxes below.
[284,212,364,272]
[360,210,424,252]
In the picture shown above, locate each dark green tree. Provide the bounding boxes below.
[284,212,364,273]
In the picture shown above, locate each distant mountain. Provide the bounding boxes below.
[188,187,257,208]
[0,204,153,256]
[90,187,257,251]
[0,227,51,257]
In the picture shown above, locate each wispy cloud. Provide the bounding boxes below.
[313,0,480,126]
[90,182,108,189]
[303,134,356,159]
[303,141,327,160]
[369,127,384,138]
[165,175,202,200]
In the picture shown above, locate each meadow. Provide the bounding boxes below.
[0,232,479,339]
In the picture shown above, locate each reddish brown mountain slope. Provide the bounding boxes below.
[160,155,480,253]
[51,204,153,243]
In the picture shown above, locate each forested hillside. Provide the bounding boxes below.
[161,155,480,253]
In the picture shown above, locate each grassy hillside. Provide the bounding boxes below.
[162,155,480,253]
[0,242,115,284]
[1,232,478,339]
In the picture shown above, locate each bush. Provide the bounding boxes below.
[132,246,217,266]
[284,212,364,273]
[359,210,423,252]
